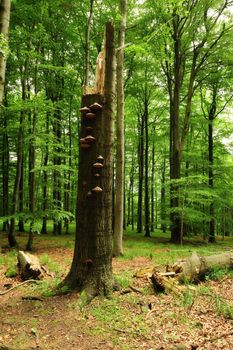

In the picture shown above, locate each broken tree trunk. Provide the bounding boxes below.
[17,251,43,280]
[150,251,233,294]
[173,251,233,282]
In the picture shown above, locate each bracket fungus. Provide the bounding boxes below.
[80,106,90,114]
[80,138,86,144]
[89,102,103,111]
[93,162,104,169]
[94,173,101,177]
[96,155,104,163]
[87,191,93,197]
[92,186,103,193]
[85,135,96,143]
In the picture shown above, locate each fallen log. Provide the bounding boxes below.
[150,271,183,295]
[173,251,233,282]
[17,251,43,280]
[149,251,233,294]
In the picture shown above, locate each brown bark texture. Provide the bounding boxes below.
[0,0,11,104]
[64,22,115,300]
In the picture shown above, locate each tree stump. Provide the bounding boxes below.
[17,251,43,280]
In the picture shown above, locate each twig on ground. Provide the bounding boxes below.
[129,285,143,294]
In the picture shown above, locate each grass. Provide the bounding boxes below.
[1,227,233,350]
[39,253,62,275]
[85,296,151,343]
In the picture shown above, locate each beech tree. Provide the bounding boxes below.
[113,0,127,256]
[0,0,11,239]
[146,0,233,243]
[63,22,116,299]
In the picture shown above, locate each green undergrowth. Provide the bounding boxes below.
[205,266,233,281]
[29,277,63,297]
[198,285,233,320]
[83,296,150,344]
[39,253,62,275]
[0,249,18,277]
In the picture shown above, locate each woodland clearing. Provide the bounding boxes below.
[0,230,233,350]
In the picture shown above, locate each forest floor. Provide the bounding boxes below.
[0,230,233,350]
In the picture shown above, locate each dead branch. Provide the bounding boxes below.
[0,279,41,296]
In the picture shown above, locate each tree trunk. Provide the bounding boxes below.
[0,0,11,238]
[0,0,11,104]
[2,106,9,232]
[26,111,36,251]
[161,156,166,233]
[150,135,155,232]
[170,14,182,244]
[84,0,94,86]
[63,22,115,300]
[137,113,144,233]
[18,74,27,234]
[64,100,73,234]
[208,89,216,243]
[8,112,24,247]
[18,156,25,232]
[144,91,150,237]
[53,105,62,236]
[41,112,49,234]
[151,252,233,293]
[173,251,233,282]
[113,0,126,256]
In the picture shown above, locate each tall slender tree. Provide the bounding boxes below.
[113,0,127,256]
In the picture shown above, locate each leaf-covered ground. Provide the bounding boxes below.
[0,232,233,350]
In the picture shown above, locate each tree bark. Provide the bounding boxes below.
[84,0,94,86]
[26,111,36,251]
[161,156,166,233]
[0,0,11,105]
[173,251,233,282]
[208,88,217,243]
[0,0,11,238]
[170,12,182,243]
[41,113,49,234]
[144,87,150,237]
[8,111,24,247]
[63,22,115,299]
[137,113,144,233]
[113,0,126,256]
[2,105,9,232]
[150,134,155,232]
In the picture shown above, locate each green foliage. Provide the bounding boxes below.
[39,254,61,275]
[5,265,17,278]
[180,289,195,309]
[114,271,133,289]
[30,278,61,298]
[205,267,233,281]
